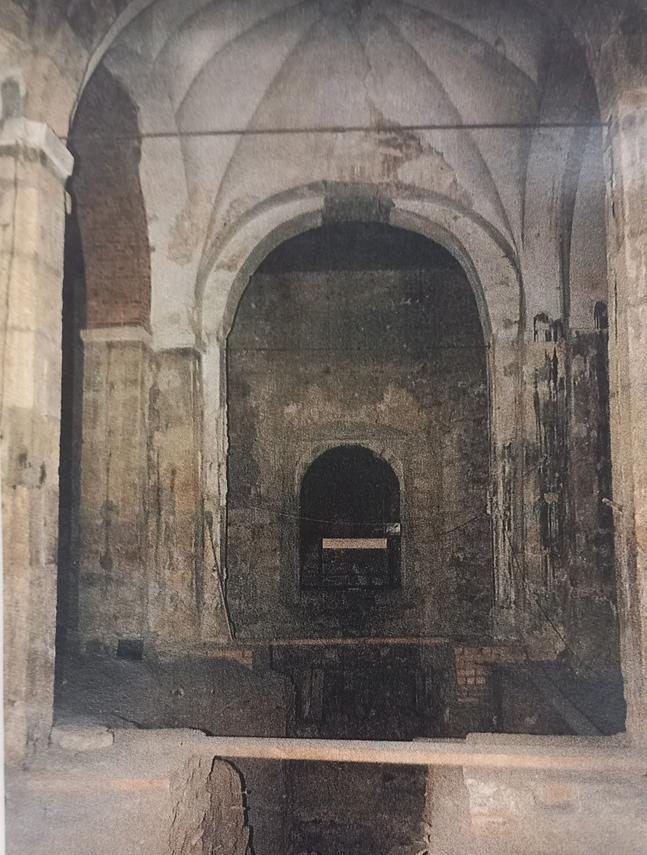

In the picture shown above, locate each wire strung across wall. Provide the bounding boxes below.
[227,343,492,353]
[238,502,487,539]
[63,119,611,144]
[228,472,489,530]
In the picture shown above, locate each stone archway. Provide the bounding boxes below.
[199,185,525,636]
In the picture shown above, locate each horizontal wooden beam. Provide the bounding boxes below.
[205,736,647,774]
[322,538,388,550]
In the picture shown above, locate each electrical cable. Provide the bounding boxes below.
[63,119,611,145]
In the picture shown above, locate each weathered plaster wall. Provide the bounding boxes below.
[73,340,229,651]
[147,349,204,642]
[226,235,491,639]
[567,321,619,668]
[77,335,150,646]
[519,315,620,672]
[602,90,647,737]
[2,0,642,766]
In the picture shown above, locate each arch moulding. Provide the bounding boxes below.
[199,185,527,636]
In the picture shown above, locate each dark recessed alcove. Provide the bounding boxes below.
[256,221,462,273]
[299,445,401,590]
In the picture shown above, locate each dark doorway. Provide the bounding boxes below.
[300,445,401,590]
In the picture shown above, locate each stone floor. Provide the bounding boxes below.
[6,728,249,855]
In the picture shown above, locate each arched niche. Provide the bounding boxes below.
[200,186,525,635]
[299,445,402,591]
[222,215,496,637]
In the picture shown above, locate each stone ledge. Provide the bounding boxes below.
[81,325,152,345]
[50,724,114,752]
[0,119,73,181]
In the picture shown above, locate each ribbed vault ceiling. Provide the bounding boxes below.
[77,0,601,347]
[108,0,553,131]
[99,0,590,241]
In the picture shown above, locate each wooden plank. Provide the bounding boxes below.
[322,537,388,550]
[203,736,647,774]
[527,665,603,736]
[25,777,171,793]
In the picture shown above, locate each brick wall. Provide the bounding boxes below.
[70,65,151,329]
[454,645,519,703]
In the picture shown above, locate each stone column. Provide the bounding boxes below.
[201,341,234,642]
[488,337,526,640]
[77,336,229,651]
[146,347,203,645]
[77,328,151,649]
[603,89,647,738]
[0,119,73,764]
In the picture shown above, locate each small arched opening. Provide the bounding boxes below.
[299,445,401,591]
